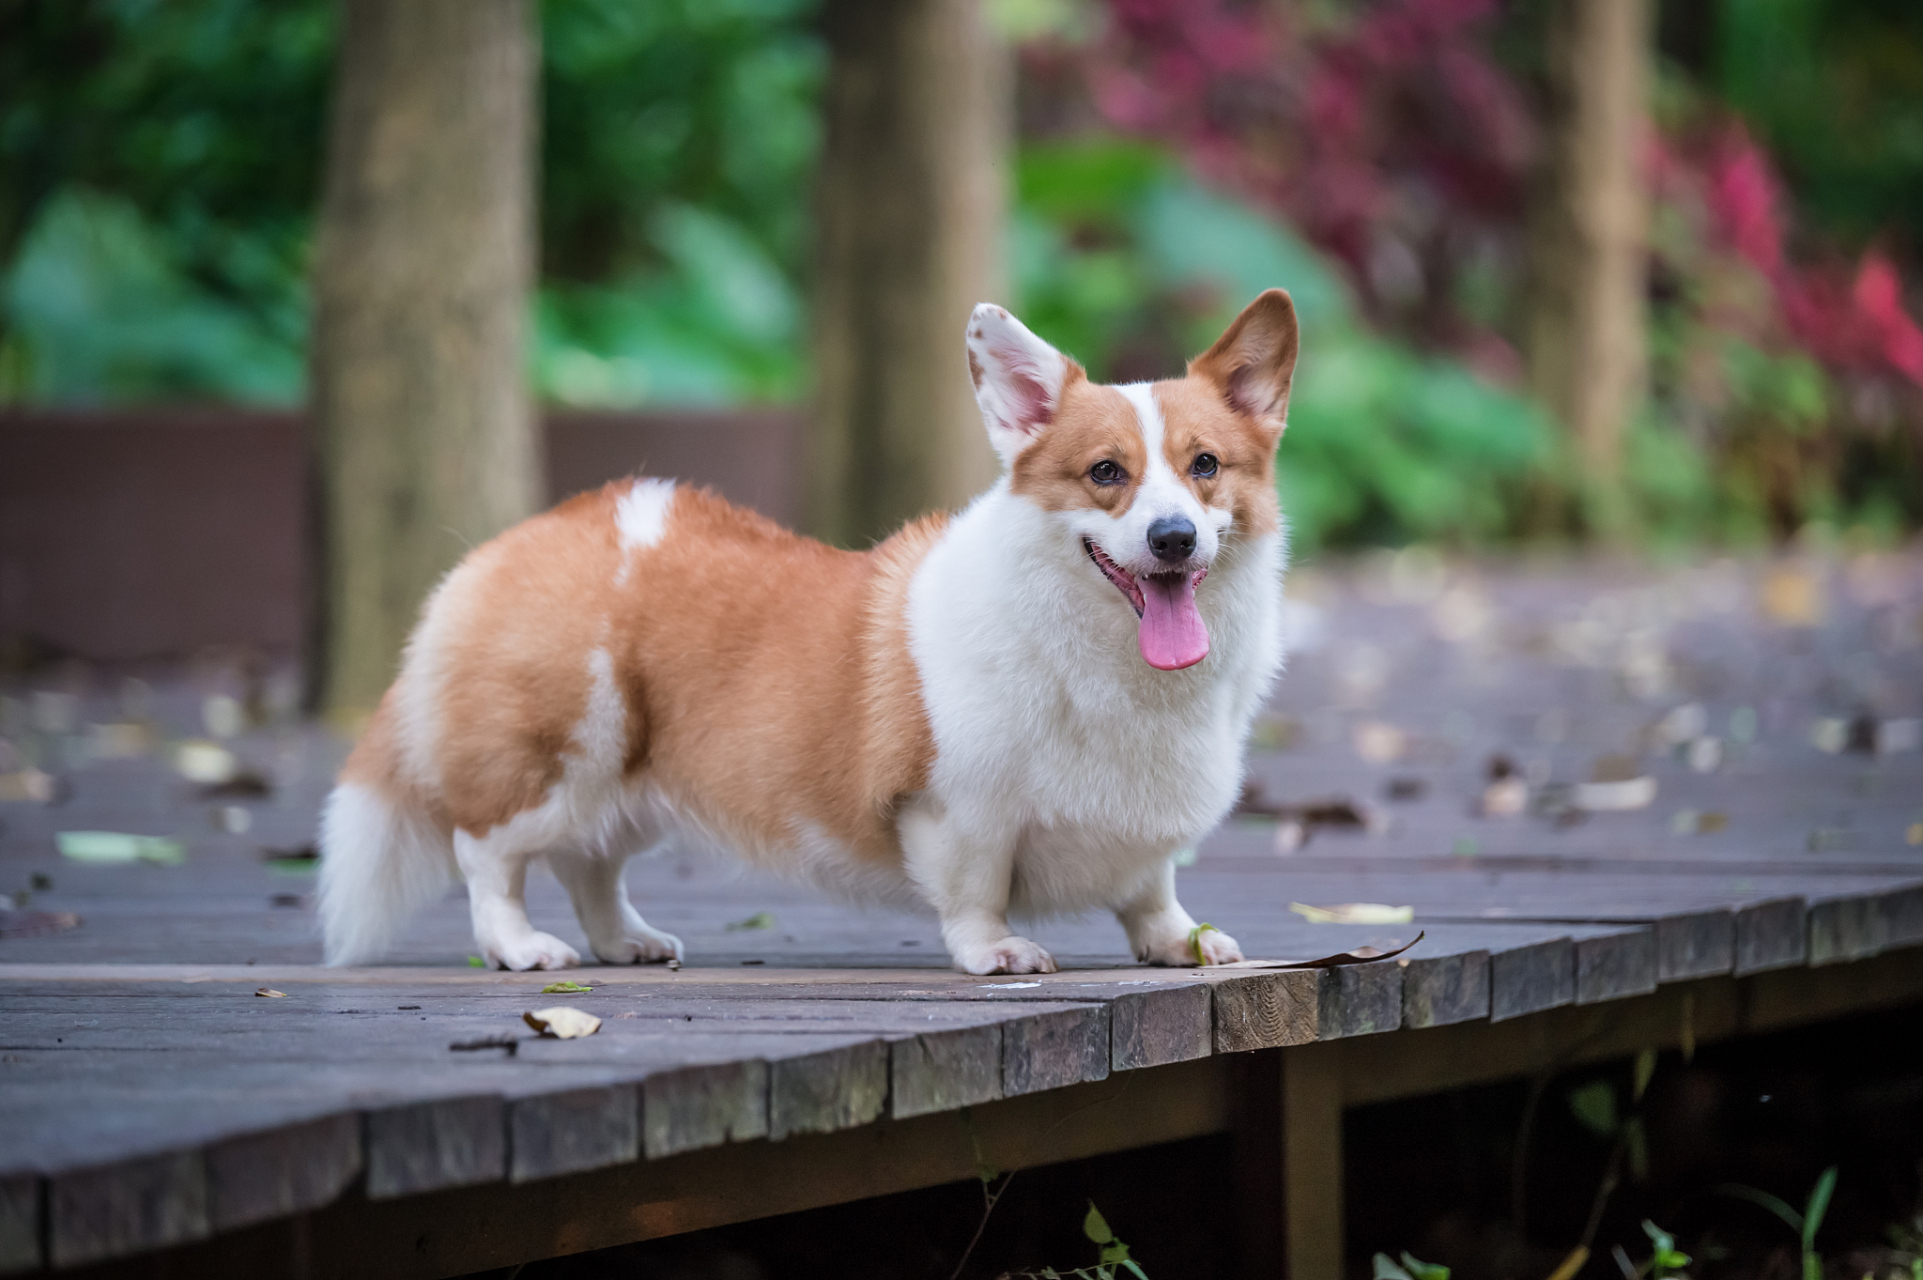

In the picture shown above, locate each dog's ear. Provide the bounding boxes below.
[1190,289,1299,439]
[965,304,1077,465]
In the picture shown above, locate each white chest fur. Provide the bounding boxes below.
[906,487,1286,911]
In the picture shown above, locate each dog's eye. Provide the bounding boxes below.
[1089,460,1125,486]
[1191,453,1219,478]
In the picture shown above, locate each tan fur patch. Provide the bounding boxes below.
[1007,369,1150,512]
[1152,377,1282,539]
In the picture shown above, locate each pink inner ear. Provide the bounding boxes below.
[1227,364,1272,418]
[1003,369,1052,433]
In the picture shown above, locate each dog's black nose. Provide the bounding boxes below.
[1147,516,1196,563]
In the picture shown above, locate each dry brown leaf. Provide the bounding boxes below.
[523,1006,601,1039]
[1216,932,1425,969]
[255,988,286,998]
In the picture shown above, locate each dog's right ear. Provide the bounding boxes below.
[965,304,1076,465]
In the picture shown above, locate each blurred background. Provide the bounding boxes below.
[1,0,1920,708]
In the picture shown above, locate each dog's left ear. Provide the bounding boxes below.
[1190,289,1299,440]
[966,304,1078,465]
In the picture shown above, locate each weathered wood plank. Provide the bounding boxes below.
[48,1150,208,1269]
[769,1041,889,1141]
[1576,928,1656,1004]
[889,1025,1002,1120]
[1002,1006,1110,1096]
[1109,982,1211,1070]
[509,1084,639,1182]
[641,1061,768,1159]
[363,1095,506,1200]
[1734,897,1808,975]
[1212,970,1319,1051]
[1316,961,1402,1038]
[1655,909,1735,982]
[1489,937,1574,1021]
[1401,950,1490,1028]
[205,1112,361,1230]
[0,1174,38,1275]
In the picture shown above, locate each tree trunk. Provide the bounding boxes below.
[310,0,539,715]
[808,0,1009,548]
[1525,0,1650,533]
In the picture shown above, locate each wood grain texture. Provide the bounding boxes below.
[509,1085,639,1182]
[1001,1006,1110,1097]
[769,1041,889,1140]
[1489,937,1575,1021]
[1655,909,1735,982]
[1316,962,1402,1039]
[205,1113,361,1230]
[1212,971,1319,1052]
[1109,982,1212,1069]
[641,1062,769,1159]
[48,1151,207,1269]
[889,1025,1002,1119]
[364,1095,507,1200]
[1402,950,1491,1028]
[0,1175,38,1276]
[1735,897,1808,975]
[1575,928,1656,1004]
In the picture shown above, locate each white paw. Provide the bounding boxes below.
[592,924,682,965]
[1138,926,1243,967]
[954,935,1058,976]
[486,931,581,971]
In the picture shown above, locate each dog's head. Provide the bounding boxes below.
[966,290,1297,671]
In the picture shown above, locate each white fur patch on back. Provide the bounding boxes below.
[615,478,676,551]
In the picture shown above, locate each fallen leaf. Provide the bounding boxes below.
[1353,721,1407,764]
[523,1006,601,1039]
[1571,776,1657,811]
[467,955,487,968]
[88,721,153,760]
[212,805,252,834]
[175,739,238,785]
[1685,736,1723,773]
[0,768,61,804]
[1290,902,1414,925]
[0,909,80,939]
[1760,565,1824,627]
[540,980,594,994]
[1480,776,1528,817]
[1670,809,1729,835]
[255,988,286,998]
[1217,932,1425,969]
[725,911,775,931]
[58,831,184,865]
[1590,753,1641,783]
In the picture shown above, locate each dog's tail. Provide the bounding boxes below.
[317,776,456,967]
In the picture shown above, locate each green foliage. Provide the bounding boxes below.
[1372,1250,1451,1280]
[1719,1165,1840,1280]
[1012,138,1558,552]
[1638,1220,1693,1279]
[1715,0,1923,249]
[1004,1202,1148,1280]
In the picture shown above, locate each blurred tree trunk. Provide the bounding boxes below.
[310,0,540,716]
[808,0,1009,547]
[1525,0,1650,534]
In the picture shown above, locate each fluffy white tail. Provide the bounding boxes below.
[317,781,456,966]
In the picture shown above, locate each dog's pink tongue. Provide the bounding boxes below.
[1139,573,1209,670]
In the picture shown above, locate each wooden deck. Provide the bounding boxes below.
[3,551,1921,1277]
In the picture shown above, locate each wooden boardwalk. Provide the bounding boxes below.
[3,552,1921,1277]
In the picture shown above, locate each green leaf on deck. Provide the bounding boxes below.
[541,981,593,994]
[58,831,184,865]
[468,955,487,968]
[726,911,775,931]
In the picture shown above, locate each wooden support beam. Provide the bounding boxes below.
[1282,1044,1345,1280]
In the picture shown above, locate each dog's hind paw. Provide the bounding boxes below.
[955,935,1057,976]
[486,931,582,971]
[593,925,682,965]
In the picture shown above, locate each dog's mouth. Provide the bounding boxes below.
[1082,537,1210,671]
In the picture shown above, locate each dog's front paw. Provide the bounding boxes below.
[486,931,582,971]
[593,924,682,965]
[1137,924,1243,967]
[954,935,1058,976]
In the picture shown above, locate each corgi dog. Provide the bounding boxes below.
[318,289,1297,975]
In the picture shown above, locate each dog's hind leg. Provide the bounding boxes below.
[549,849,683,964]
[454,828,581,971]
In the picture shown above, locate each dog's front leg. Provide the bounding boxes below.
[900,807,1055,975]
[1115,859,1243,966]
